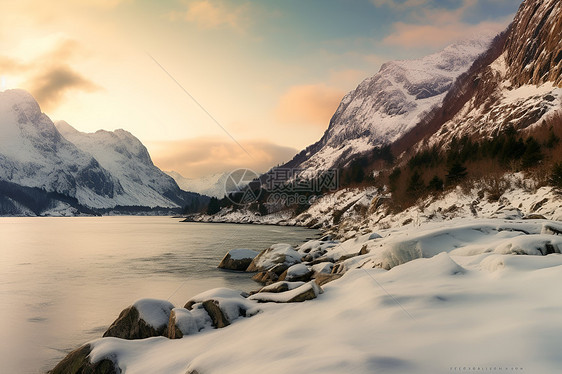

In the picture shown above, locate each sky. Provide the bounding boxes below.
[0,0,521,178]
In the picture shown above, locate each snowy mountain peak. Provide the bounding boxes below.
[0,89,205,215]
[277,36,495,176]
[1,89,42,122]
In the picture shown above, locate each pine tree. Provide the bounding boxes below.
[550,163,562,191]
[446,162,468,185]
[521,136,542,168]
[407,171,425,196]
[428,176,444,191]
[206,197,221,215]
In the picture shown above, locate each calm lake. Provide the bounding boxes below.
[0,217,318,374]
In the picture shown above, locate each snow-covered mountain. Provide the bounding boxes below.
[165,170,228,198]
[412,0,562,149]
[0,89,205,214]
[278,37,495,176]
[0,89,120,203]
[56,121,193,208]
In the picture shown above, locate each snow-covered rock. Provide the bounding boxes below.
[218,249,259,271]
[248,281,322,303]
[246,243,302,272]
[184,288,259,328]
[167,308,200,339]
[279,263,313,282]
[103,298,174,340]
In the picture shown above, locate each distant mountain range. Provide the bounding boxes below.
[0,89,207,216]
[164,171,229,199]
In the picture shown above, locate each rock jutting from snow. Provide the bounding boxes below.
[103,298,174,340]
[167,308,201,339]
[218,248,259,271]
[47,344,121,374]
[279,263,313,282]
[246,243,302,272]
[249,281,323,303]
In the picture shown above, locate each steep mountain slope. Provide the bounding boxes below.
[0,89,120,204]
[404,0,562,150]
[165,170,228,198]
[278,37,495,176]
[56,121,191,208]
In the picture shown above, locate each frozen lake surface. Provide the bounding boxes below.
[0,217,317,373]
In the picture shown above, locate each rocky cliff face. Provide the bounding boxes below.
[402,0,562,150]
[504,0,562,87]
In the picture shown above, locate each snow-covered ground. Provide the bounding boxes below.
[82,216,562,373]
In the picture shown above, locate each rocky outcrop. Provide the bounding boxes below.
[246,243,302,272]
[103,299,174,339]
[167,308,201,339]
[279,263,313,282]
[218,249,259,271]
[48,344,121,374]
[504,0,562,87]
[184,288,258,329]
[249,281,323,303]
[202,300,230,328]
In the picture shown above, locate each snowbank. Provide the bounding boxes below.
[60,215,562,374]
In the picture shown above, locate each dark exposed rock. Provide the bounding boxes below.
[218,249,259,271]
[249,281,322,303]
[314,273,343,286]
[530,198,549,212]
[523,214,547,220]
[202,300,230,328]
[103,299,174,339]
[255,281,305,294]
[504,0,562,87]
[252,270,279,285]
[48,344,121,374]
[359,244,370,255]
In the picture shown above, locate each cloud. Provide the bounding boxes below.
[275,84,345,127]
[26,65,99,110]
[381,0,511,48]
[0,56,29,73]
[383,20,508,48]
[1,37,100,110]
[148,137,298,178]
[169,1,250,31]
[372,0,429,9]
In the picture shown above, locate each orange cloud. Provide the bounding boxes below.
[27,65,99,110]
[275,84,345,127]
[383,20,509,48]
[2,37,101,110]
[375,0,510,49]
[147,137,298,178]
[169,1,250,31]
